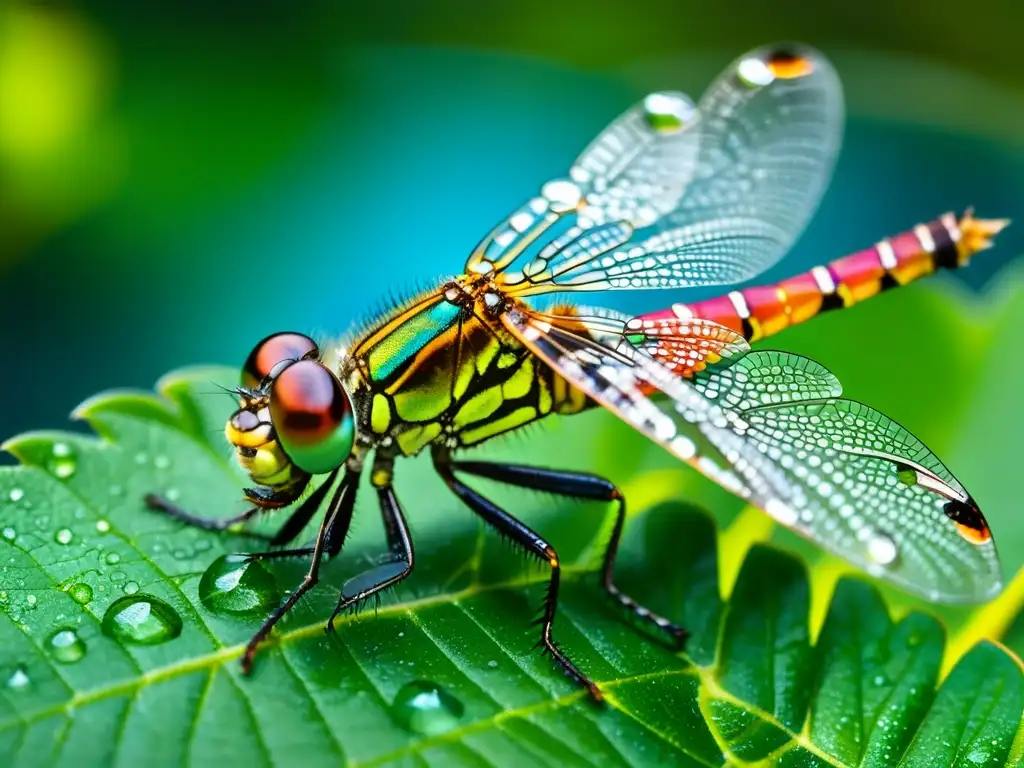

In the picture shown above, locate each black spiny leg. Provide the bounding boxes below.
[144,472,314,543]
[452,461,688,648]
[243,467,360,562]
[240,470,357,674]
[434,453,603,702]
[326,461,414,631]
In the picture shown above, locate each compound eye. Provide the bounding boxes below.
[269,359,354,474]
[242,332,319,389]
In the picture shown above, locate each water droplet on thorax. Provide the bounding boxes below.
[46,627,86,664]
[199,555,279,616]
[101,595,183,645]
[391,681,464,736]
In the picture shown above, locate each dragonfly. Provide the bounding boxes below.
[146,43,1007,702]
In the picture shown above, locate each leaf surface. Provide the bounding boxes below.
[0,368,1021,768]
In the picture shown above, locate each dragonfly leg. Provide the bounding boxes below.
[144,473,323,546]
[449,461,688,648]
[434,455,604,702]
[240,470,357,674]
[326,474,415,632]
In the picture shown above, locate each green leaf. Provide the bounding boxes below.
[0,368,1021,767]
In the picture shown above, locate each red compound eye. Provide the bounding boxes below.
[269,360,354,474]
[242,332,319,389]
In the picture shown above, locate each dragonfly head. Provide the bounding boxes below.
[225,332,356,487]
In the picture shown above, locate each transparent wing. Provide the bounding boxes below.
[532,307,751,378]
[476,43,843,295]
[503,307,1002,602]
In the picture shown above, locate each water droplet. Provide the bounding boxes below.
[873,674,888,686]
[895,463,918,486]
[49,443,77,479]
[25,594,36,607]
[69,583,93,604]
[8,488,24,503]
[487,660,498,669]
[966,748,991,765]
[54,528,73,546]
[164,488,181,502]
[101,595,183,645]
[95,519,111,533]
[6,665,30,690]
[642,91,696,134]
[46,627,86,664]
[123,581,139,595]
[2,527,15,541]
[110,570,126,583]
[105,552,121,565]
[154,455,170,470]
[198,555,279,616]
[866,531,899,566]
[391,681,464,736]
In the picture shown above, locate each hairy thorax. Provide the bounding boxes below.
[339,275,587,457]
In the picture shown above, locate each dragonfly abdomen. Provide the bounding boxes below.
[639,211,1006,344]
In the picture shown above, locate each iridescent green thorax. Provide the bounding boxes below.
[345,284,586,456]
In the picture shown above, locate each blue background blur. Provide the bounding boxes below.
[1,0,1022,439]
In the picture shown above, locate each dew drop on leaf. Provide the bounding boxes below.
[48,443,77,479]
[487,660,498,668]
[391,680,464,736]
[46,627,86,664]
[101,595,183,645]
[123,581,139,595]
[8,488,24,502]
[54,528,73,545]
[69,583,93,604]
[25,594,36,608]
[6,665,30,690]
[2,527,15,541]
[105,552,121,565]
[95,519,111,533]
[966,748,991,764]
[199,555,279,616]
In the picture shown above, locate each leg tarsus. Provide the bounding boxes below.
[145,493,261,532]
[326,483,414,629]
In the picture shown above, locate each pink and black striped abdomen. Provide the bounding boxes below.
[638,211,1003,343]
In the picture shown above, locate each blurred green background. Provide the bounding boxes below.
[2,1,1024,643]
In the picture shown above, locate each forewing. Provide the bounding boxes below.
[504,309,1001,602]
[495,43,843,295]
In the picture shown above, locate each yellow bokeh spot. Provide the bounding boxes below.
[0,4,110,163]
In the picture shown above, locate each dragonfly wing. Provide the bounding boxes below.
[496,44,843,295]
[692,350,1001,602]
[504,307,1001,602]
